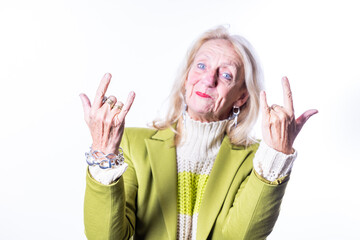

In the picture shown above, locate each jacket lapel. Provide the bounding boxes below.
[145,128,178,240]
[196,136,252,239]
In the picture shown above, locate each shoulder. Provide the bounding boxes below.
[122,126,175,147]
[123,126,176,143]
[121,127,159,160]
[246,141,260,153]
[226,135,260,154]
[123,127,158,141]
[121,127,156,151]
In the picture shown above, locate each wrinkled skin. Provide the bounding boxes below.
[80,73,135,155]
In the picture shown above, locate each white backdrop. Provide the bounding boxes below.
[1,0,359,239]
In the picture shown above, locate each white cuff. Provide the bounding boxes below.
[88,163,128,185]
[253,141,297,182]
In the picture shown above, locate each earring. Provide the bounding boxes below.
[182,102,187,129]
[182,90,187,129]
[232,106,240,128]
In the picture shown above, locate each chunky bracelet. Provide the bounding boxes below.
[85,147,125,169]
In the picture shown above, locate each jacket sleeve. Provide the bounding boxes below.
[84,130,138,240]
[221,162,289,239]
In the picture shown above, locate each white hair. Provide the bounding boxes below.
[153,26,263,146]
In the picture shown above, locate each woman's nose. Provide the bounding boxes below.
[202,70,217,87]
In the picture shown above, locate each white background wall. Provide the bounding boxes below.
[0,0,359,239]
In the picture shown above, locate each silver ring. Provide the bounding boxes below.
[102,96,108,104]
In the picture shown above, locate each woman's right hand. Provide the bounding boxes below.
[79,73,135,155]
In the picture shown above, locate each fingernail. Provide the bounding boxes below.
[105,73,111,79]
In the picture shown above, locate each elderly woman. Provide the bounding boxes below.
[80,26,317,240]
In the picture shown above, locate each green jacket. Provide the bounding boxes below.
[84,127,289,240]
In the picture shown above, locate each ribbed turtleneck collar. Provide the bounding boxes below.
[177,113,229,160]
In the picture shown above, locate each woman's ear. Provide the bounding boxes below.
[234,91,249,108]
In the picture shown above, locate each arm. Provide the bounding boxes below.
[253,140,297,182]
[84,130,137,240]
[218,144,290,240]
[222,77,317,239]
[80,73,136,239]
[221,169,289,240]
[88,163,128,185]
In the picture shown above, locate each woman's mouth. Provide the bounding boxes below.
[195,91,211,98]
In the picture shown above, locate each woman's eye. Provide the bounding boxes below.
[222,72,232,80]
[197,63,206,70]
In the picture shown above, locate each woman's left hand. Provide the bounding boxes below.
[260,77,318,154]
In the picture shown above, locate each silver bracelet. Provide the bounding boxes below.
[85,147,125,169]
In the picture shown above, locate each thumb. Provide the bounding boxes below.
[295,109,318,133]
[79,93,91,122]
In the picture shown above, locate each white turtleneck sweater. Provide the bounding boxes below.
[176,116,228,240]
[88,116,297,240]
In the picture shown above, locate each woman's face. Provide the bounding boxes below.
[185,39,248,122]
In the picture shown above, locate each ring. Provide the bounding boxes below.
[106,98,114,106]
[102,96,108,104]
[270,104,280,110]
[114,104,123,111]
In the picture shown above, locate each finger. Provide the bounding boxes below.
[270,104,289,121]
[94,73,112,109]
[270,104,283,112]
[104,95,117,109]
[115,91,136,123]
[111,101,124,114]
[79,93,91,122]
[282,76,294,114]
[295,109,318,132]
[260,91,270,118]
